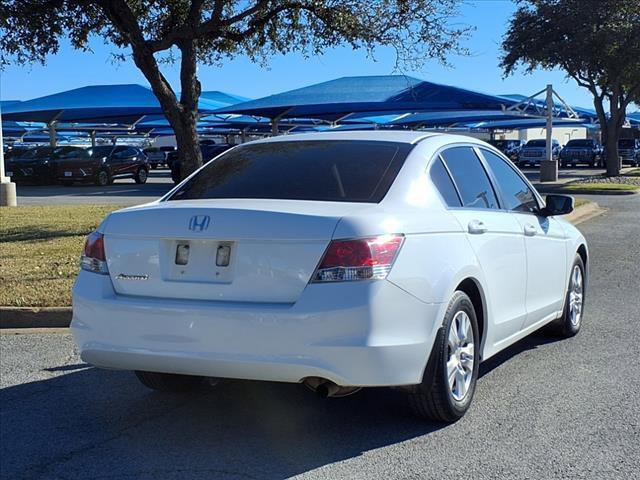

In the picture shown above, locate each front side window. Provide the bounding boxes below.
[481,150,538,213]
[169,140,413,203]
[440,147,499,209]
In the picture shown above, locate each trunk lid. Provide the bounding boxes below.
[103,199,371,303]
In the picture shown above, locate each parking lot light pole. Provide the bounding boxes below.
[0,108,18,207]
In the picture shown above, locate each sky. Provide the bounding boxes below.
[0,0,602,110]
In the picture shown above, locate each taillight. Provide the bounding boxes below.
[80,231,109,274]
[311,234,404,283]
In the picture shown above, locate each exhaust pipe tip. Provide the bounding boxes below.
[303,377,361,398]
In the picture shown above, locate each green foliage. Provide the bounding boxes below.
[501,0,640,94]
[1,1,470,71]
[501,0,640,176]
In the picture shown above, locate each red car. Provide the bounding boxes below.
[57,146,149,186]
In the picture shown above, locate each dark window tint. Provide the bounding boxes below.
[618,139,636,148]
[526,140,546,147]
[481,150,538,213]
[440,147,498,209]
[169,140,412,203]
[430,158,461,207]
[87,146,114,158]
[565,139,595,147]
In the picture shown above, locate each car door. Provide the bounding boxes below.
[438,146,528,346]
[479,148,568,329]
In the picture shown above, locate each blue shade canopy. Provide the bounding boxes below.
[465,118,597,130]
[200,91,250,105]
[2,84,228,124]
[388,110,537,127]
[214,75,519,120]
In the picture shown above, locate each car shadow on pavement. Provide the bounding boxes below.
[479,329,562,379]
[1,330,566,479]
[1,367,445,480]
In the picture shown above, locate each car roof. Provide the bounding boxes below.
[249,130,439,145]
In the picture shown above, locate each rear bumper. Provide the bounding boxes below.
[71,271,443,387]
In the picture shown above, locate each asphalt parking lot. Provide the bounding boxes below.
[12,165,614,206]
[1,193,638,479]
[14,168,174,206]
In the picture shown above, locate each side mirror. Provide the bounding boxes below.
[541,194,574,216]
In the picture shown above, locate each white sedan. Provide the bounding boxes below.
[72,131,587,422]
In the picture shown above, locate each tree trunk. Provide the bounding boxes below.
[171,111,201,180]
[604,123,621,177]
[604,97,626,177]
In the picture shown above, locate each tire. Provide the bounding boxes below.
[135,371,203,392]
[95,169,111,187]
[134,167,148,184]
[407,291,480,422]
[547,254,585,338]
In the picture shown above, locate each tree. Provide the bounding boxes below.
[501,0,640,176]
[1,0,468,179]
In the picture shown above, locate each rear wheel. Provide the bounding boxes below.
[134,167,148,184]
[548,254,585,337]
[135,371,203,392]
[407,291,480,422]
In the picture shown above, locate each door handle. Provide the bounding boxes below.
[468,220,487,235]
[524,224,537,236]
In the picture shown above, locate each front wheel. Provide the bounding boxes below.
[95,169,111,187]
[548,254,585,337]
[407,291,480,422]
[134,167,148,184]
[135,371,203,392]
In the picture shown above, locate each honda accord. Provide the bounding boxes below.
[72,131,588,422]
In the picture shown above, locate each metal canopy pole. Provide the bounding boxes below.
[48,121,57,147]
[540,84,558,182]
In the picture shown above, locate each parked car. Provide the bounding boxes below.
[488,139,524,161]
[56,145,149,186]
[4,146,85,184]
[617,138,640,166]
[72,132,588,422]
[518,139,562,166]
[559,139,603,168]
[169,143,235,183]
[143,147,167,169]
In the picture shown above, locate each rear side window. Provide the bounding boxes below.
[430,158,461,207]
[481,150,538,213]
[169,140,413,203]
[440,147,499,209]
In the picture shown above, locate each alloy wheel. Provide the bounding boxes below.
[568,265,584,327]
[447,311,475,402]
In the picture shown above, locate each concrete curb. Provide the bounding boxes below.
[565,201,605,225]
[0,307,72,329]
[0,201,606,329]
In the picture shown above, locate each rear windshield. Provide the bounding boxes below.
[526,140,546,147]
[618,139,636,148]
[168,140,413,203]
[565,139,594,147]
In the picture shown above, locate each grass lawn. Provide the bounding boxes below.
[0,205,121,307]
[561,183,640,192]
